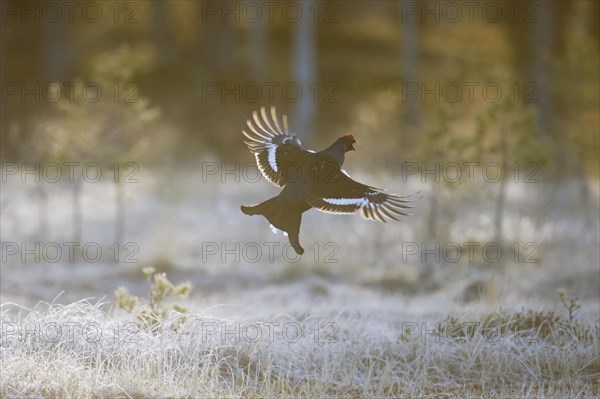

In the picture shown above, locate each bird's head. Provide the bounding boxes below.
[341,134,357,152]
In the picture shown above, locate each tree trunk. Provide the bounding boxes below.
[421,185,439,280]
[72,179,82,244]
[151,1,176,65]
[494,128,508,245]
[37,182,48,240]
[115,179,125,245]
[249,0,267,81]
[531,0,554,137]
[400,0,420,128]
[42,18,73,81]
[293,0,317,141]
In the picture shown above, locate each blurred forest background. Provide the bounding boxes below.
[2,0,598,176]
[1,0,599,306]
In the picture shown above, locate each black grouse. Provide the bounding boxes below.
[241,107,419,255]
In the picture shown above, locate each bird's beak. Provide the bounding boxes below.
[350,141,356,151]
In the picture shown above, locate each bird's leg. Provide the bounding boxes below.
[288,231,304,255]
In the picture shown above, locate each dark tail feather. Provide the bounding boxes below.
[241,197,296,230]
[241,196,305,255]
[241,205,259,216]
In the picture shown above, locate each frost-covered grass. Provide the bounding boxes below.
[1,167,599,397]
[1,299,598,398]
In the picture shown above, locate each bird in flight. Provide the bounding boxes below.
[241,107,420,255]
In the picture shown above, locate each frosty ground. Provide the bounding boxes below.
[1,166,599,398]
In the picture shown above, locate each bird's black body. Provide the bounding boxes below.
[241,107,419,255]
[241,142,349,254]
[241,193,310,255]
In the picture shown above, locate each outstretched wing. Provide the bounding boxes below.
[306,170,420,222]
[243,107,312,188]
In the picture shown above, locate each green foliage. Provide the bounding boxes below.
[412,96,554,187]
[435,302,593,345]
[114,266,192,331]
[558,289,582,323]
[417,105,461,159]
[483,96,553,170]
[553,25,600,176]
[36,44,161,166]
[114,286,138,313]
